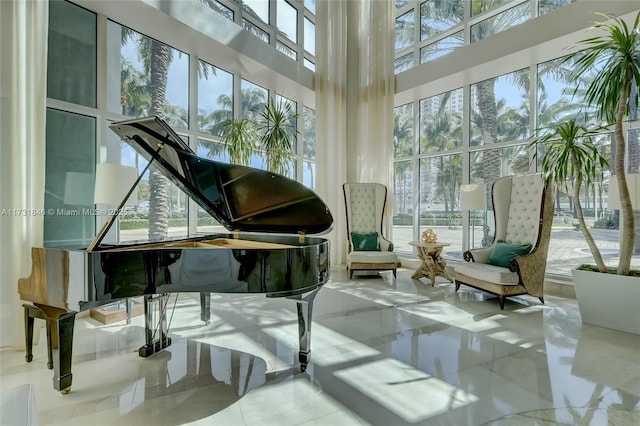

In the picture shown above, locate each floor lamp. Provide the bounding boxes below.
[460,184,487,249]
[93,163,138,322]
[94,163,138,244]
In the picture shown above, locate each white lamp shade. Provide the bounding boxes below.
[64,172,94,205]
[460,184,487,210]
[94,163,138,206]
[609,174,640,210]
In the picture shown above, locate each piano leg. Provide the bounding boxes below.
[139,294,172,357]
[24,304,76,394]
[23,304,53,368]
[290,288,319,372]
[200,293,211,325]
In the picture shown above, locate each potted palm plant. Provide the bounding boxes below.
[529,12,640,334]
[220,118,257,166]
[256,97,299,175]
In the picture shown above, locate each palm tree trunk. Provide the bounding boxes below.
[627,83,640,255]
[476,79,500,243]
[148,40,171,241]
[614,89,634,275]
[572,162,607,272]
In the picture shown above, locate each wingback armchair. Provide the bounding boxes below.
[454,174,554,309]
[343,183,400,279]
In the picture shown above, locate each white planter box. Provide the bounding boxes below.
[572,266,640,335]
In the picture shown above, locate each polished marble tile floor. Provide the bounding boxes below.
[1,267,639,426]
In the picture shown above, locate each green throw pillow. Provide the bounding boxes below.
[488,241,532,268]
[351,232,380,251]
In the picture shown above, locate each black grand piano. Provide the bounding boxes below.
[18,116,332,393]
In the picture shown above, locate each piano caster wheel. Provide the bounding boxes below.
[60,387,71,395]
[299,352,309,372]
[204,320,211,326]
[25,354,33,363]
[47,361,54,370]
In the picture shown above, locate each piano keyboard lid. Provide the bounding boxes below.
[108,116,333,236]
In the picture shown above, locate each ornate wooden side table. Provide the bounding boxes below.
[409,241,453,286]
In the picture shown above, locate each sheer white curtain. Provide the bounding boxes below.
[315,0,349,266]
[315,0,395,265]
[0,0,48,348]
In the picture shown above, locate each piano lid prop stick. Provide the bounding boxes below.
[87,139,163,251]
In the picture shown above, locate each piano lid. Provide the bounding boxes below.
[108,116,333,235]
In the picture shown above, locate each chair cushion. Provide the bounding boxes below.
[349,250,397,263]
[455,262,520,285]
[351,232,380,251]
[488,241,532,267]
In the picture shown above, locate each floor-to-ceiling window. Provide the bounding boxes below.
[45,0,317,245]
[394,0,577,75]
[393,1,639,278]
[45,0,97,247]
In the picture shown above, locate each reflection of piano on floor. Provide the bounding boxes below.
[18,116,333,393]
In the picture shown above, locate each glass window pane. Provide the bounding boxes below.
[420,31,464,63]
[537,54,605,131]
[243,19,270,43]
[304,0,316,14]
[277,0,298,43]
[241,79,268,122]
[107,22,189,130]
[537,56,580,129]
[277,42,297,60]
[470,1,531,43]
[243,0,269,24]
[198,138,228,162]
[395,53,414,74]
[44,109,96,247]
[205,0,234,20]
[304,17,315,56]
[418,155,463,257]
[420,88,464,153]
[303,160,316,189]
[393,160,414,253]
[47,0,96,107]
[114,134,190,243]
[303,106,316,159]
[539,0,575,16]
[471,0,513,17]
[276,94,298,153]
[198,61,233,136]
[266,94,297,178]
[394,103,414,157]
[420,0,464,40]
[241,80,268,169]
[304,58,316,71]
[196,139,226,234]
[470,69,530,146]
[395,10,415,51]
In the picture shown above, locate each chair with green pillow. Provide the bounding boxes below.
[454,174,554,309]
[343,183,400,279]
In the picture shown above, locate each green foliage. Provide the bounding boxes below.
[528,117,610,272]
[256,98,299,175]
[220,118,257,166]
[565,12,640,123]
[562,11,640,275]
[528,118,609,191]
[594,216,619,230]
